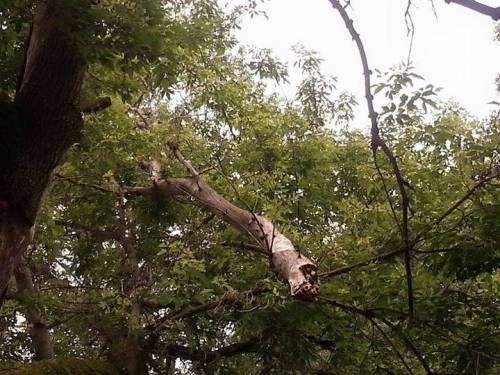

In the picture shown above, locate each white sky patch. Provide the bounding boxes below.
[236,0,500,127]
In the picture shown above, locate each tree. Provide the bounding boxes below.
[1,0,499,374]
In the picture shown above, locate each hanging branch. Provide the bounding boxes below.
[327,0,415,319]
[124,143,319,301]
[54,168,319,300]
[445,0,500,20]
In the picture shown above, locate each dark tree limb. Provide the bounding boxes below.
[0,0,88,293]
[80,97,112,113]
[328,0,414,319]
[445,0,500,20]
[319,297,433,374]
[319,248,404,278]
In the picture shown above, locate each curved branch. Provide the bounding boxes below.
[328,0,414,319]
[319,297,433,374]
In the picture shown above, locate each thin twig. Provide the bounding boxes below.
[319,248,404,278]
[168,141,199,177]
[415,173,499,243]
[328,0,414,319]
[319,297,433,374]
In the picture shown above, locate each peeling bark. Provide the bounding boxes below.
[125,176,319,300]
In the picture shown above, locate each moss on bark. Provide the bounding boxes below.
[0,358,122,375]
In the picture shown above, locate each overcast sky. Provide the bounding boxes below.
[235,0,499,127]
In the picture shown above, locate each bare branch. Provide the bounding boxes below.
[168,141,199,177]
[319,297,433,374]
[445,0,500,20]
[371,319,414,374]
[319,248,404,279]
[54,173,116,194]
[328,0,414,319]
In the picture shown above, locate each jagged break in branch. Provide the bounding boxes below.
[126,144,319,301]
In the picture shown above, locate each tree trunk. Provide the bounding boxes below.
[0,0,86,292]
[14,264,55,361]
[108,207,148,375]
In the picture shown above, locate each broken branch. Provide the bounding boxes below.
[127,152,319,300]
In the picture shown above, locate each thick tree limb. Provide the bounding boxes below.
[0,0,87,292]
[128,145,319,300]
[124,174,319,299]
[445,0,500,20]
[55,172,317,300]
[328,0,414,319]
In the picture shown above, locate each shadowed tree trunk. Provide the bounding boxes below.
[0,0,86,293]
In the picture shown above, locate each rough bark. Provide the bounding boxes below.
[0,0,86,292]
[124,175,319,300]
[14,264,55,361]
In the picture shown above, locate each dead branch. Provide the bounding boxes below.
[130,149,319,301]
